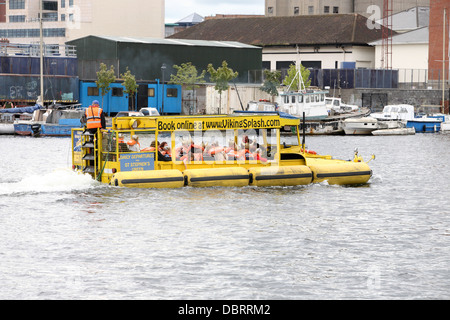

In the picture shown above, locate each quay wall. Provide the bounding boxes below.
[194,85,450,115]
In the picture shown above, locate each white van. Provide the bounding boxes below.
[140,108,160,116]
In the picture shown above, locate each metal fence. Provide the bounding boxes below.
[248,68,449,90]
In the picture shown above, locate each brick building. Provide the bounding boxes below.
[428,0,449,81]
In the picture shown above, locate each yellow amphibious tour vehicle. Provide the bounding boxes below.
[71,112,373,188]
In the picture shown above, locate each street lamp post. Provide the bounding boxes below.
[161,63,166,115]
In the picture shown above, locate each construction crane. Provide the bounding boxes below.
[382,0,393,69]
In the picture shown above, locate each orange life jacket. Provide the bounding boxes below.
[85,106,103,129]
[127,140,140,147]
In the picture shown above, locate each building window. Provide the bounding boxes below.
[9,0,25,10]
[148,88,155,97]
[43,1,58,11]
[294,7,299,15]
[0,28,65,38]
[112,87,123,97]
[88,87,99,96]
[9,15,25,23]
[61,0,65,8]
[333,6,339,14]
[43,12,58,21]
[167,88,178,98]
[324,6,329,14]
[267,7,273,15]
[61,14,65,21]
[308,6,314,15]
[69,0,73,7]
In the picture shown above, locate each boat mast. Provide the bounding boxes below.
[39,0,44,106]
[443,8,447,114]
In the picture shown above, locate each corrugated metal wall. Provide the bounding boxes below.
[67,36,262,83]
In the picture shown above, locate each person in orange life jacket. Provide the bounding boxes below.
[81,100,106,134]
[142,140,157,152]
[158,142,171,156]
[251,144,267,162]
[157,141,172,162]
[237,142,254,161]
[127,135,141,152]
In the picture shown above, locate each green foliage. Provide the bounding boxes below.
[282,64,311,91]
[207,61,239,94]
[260,69,281,97]
[169,62,206,90]
[120,67,138,95]
[96,63,116,107]
[120,67,138,109]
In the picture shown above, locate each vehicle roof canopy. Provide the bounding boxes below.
[112,113,300,131]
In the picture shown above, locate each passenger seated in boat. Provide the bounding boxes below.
[176,138,203,167]
[206,142,226,162]
[117,134,129,153]
[237,143,254,161]
[252,146,267,163]
[158,141,172,162]
[225,139,239,160]
[127,135,141,152]
[142,140,156,152]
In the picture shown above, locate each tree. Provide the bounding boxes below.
[207,61,238,114]
[120,67,138,111]
[282,64,311,92]
[260,69,281,101]
[96,63,116,113]
[169,62,206,114]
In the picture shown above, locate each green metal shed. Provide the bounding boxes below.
[66,35,262,83]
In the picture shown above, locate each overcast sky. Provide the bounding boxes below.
[165,0,265,23]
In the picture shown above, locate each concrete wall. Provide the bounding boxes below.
[263,45,375,71]
[190,84,448,115]
[338,88,448,112]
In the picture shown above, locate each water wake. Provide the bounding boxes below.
[0,168,97,196]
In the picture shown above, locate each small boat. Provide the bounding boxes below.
[406,115,443,133]
[370,104,415,122]
[372,127,416,136]
[0,104,40,135]
[342,117,379,135]
[441,115,450,133]
[249,97,369,135]
[370,104,443,133]
[278,89,329,120]
[14,105,84,137]
[71,112,374,188]
[0,113,18,134]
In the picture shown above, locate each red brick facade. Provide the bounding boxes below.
[428,0,450,80]
[0,1,6,23]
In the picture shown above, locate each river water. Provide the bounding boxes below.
[0,133,449,300]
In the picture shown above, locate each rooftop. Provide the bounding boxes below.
[79,35,259,49]
[169,14,390,47]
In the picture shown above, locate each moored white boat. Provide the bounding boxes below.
[0,106,37,135]
[441,116,450,133]
[372,127,415,136]
[14,105,84,137]
[0,114,16,134]
[342,117,379,135]
[277,89,329,120]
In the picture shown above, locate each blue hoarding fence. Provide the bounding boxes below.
[309,69,399,89]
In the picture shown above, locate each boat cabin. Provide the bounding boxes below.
[277,90,329,120]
